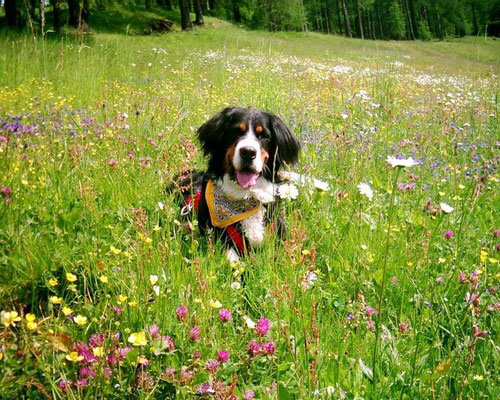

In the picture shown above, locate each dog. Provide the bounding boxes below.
[174,107,301,262]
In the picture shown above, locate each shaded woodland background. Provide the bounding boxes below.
[1,0,499,40]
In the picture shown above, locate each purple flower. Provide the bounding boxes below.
[365,306,378,316]
[176,305,188,321]
[205,359,220,373]
[444,229,453,239]
[78,366,95,379]
[104,368,112,378]
[472,325,489,340]
[108,158,117,167]
[76,379,89,388]
[248,340,261,356]
[399,321,410,333]
[59,379,73,392]
[347,313,354,321]
[197,383,214,394]
[113,305,122,314]
[149,324,160,339]
[217,350,230,363]
[1,186,12,196]
[261,341,276,355]
[189,326,200,342]
[162,368,176,380]
[459,272,467,284]
[366,320,375,330]
[0,136,8,143]
[161,335,175,351]
[219,308,232,323]
[88,333,105,348]
[493,228,500,237]
[243,390,255,400]
[255,317,271,336]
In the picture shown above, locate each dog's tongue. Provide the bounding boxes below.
[236,171,259,188]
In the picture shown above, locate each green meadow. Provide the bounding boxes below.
[0,16,499,399]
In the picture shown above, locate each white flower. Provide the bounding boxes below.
[243,315,255,329]
[301,271,318,290]
[357,183,374,200]
[277,183,298,199]
[386,156,419,168]
[313,178,330,191]
[147,62,152,67]
[439,202,454,213]
[153,285,160,296]
[149,275,158,285]
[230,281,241,290]
[157,201,164,210]
[341,111,349,119]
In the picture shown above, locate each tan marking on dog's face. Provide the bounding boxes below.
[255,125,263,134]
[224,144,237,173]
[261,147,269,164]
[239,122,247,132]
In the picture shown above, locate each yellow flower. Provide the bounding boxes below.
[73,315,88,326]
[128,301,137,307]
[302,249,311,256]
[66,351,84,362]
[49,296,62,304]
[128,332,147,346]
[438,257,446,264]
[473,375,484,381]
[48,278,58,287]
[137,355,148,365]
[2,311,22,327]
[27,321,38,330]
[480,250,488,263]
[26,313,36,322]
[93,347,104,357]
[117,295,127,303]
[149,275,158,285]
[99,275,109,283]
[110,246,121,255]
[209,299,222,308]
[66,272,77,283]
[153,225,161,232]
[62,306,73,316]
[144,237,152,244]
[0,352,3,361]
[488,258,498,264]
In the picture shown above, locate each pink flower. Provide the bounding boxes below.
[108,158,117,167]
[176,305,188,321]
[59,379,73,392]
[76,379,89,388]
[205,359,220,373]
[365,306,378,316]
[261,341,276,355]
[255,317,271,336]
[399,321,410,333]
[444,229,453,239]
[217,350,230,363]
[472,325,489,340]
[189,326,201,342]
[366,320,375,330]
[243,390,255,400]
[78,366,95,379]
[197,383,214,394]
[1,186,12,196]
[459,272,467,284]
[162,368,176,381]
[104,368,112,378]
[88,333,104,348]
[493,229,500,237]
[248,340,261,356]
[149,324,160,339]
[219,308,232,323]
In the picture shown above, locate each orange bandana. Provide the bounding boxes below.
[205,180,261,228]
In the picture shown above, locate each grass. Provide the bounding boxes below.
[0,14,499,400]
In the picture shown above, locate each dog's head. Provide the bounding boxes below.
[197,107,301,188]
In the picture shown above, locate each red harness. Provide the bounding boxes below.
[185,192,246,254]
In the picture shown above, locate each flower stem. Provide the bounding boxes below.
[372,167,400,392]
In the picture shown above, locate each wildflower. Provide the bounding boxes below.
[62,306,73,316]
[66,352,84,362]
[149,324,160,339]
[89,333,105,348]
[113,305,122,314]
[153,285,160,296]
[277,183,299,199]
[1,186,12,196]
[26,313,37,330]
[365,306,378,316]
[108,158,117,167]
[48,278,58,287]
[79,366,96,379]
[219,308,232,323]
[128,332,147,346]
[493,229,500,237]
[149,275,158,285]
[2,311,22,327]
[472,325,488,340]
[261,341,276,355]
[92,347,105,357]
[189,326,201,342]
[128,301,137,307]
[162,368,176,380]
[66,272,77,283]
[137,355,149,365]
[161,335,175,352]
[76,379,89,388]
[399,321,410,333]
[255,317,271,336]
[209,299,222,308]
[243,315,256,329]
[357,183,374,200]
[73,315,88,326]
[59,379,73,392]
[197,383,214,394]
[444,229,453,239]
[99,275,109,283]
[473,375,484,381]
[117,294,127,303]
[50,296,62,304]
[176,305,188,321]
[465,292,480,305]
[243,390,255,400]
[366,320,375,330]
[386,156,419,168]
[301,271,318,290]
[205,359,220,373]
[439,202,454,213]
[480,250,488,263]
[230,281,241,290]
[217,350,230,363]
[248,340,261,356]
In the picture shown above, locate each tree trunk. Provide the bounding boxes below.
[324,0,332,34]
[4,0,22,28]
[179,0,193,30]
[52,0,61,31]
[471,3,478,35]
[405,0,415,39]
[341,0,352,37]
[375,0,384,39]
[335,0,343,35]
[232,0,241,22]
[354,0,363,38]
[193,0,204,25]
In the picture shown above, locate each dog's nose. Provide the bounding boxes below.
[240,147,257,160]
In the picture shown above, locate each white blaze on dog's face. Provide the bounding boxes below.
[197,107,301,190]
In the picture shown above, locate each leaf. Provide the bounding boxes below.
[359,358,373,381]
[433,359,451,377]
[48,333,72,353]
[278,383,292,400]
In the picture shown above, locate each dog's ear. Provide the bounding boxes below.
[267,113,301,168]
[197,107,235,156]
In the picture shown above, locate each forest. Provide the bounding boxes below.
[1,0,499,40]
